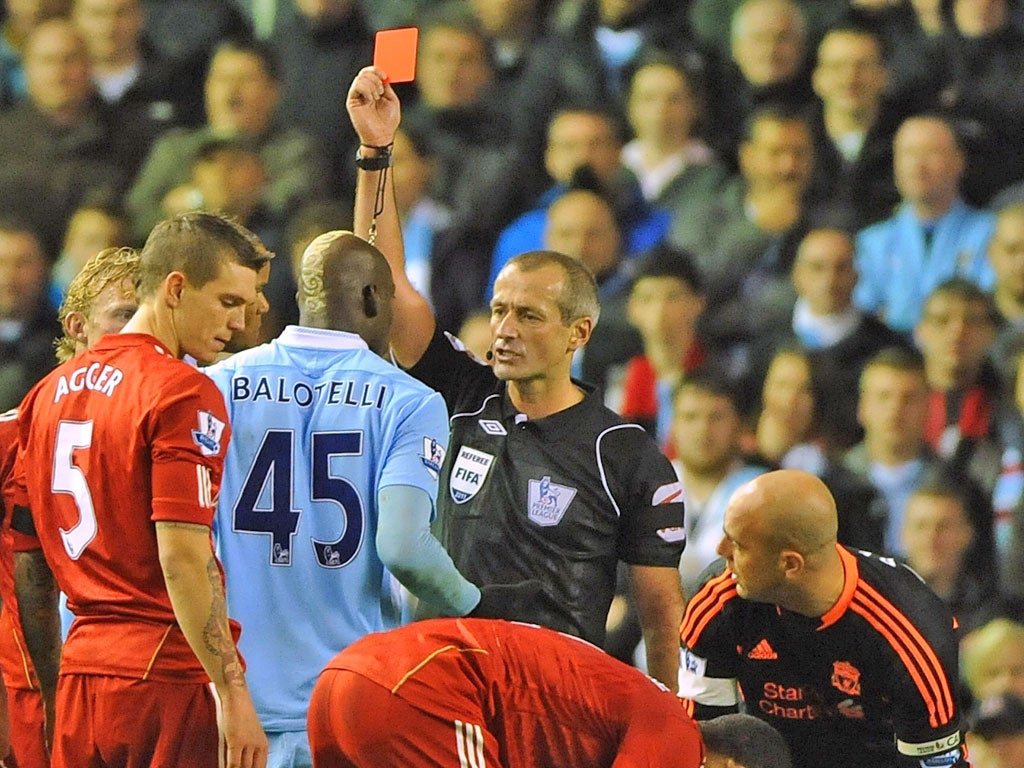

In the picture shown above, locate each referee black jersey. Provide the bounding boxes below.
[679,547,968,768]
[407,329,686,646]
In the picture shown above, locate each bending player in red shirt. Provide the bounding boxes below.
[11,214,269,768]
[308,617,770,768]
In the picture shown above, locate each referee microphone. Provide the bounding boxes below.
[486,348,493,361]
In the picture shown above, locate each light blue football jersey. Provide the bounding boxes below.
[205,326,450,732]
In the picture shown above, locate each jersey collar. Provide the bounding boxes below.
[817,545,859,630]
[279,325,369,351]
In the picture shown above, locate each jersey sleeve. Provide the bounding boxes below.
[378,389,450,514]
[5,400,41,552]
[603,425,686,568]
[882,565,970,768]
[678,561,742,719]
[149,372,231,526]
[405,328,497,412]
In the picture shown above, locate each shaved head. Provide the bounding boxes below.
[719,470,843,612]
[738,470,838,555]
[298,230,395,354]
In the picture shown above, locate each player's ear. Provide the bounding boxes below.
[63,311,87,344]
[780,549,804,578]
[164,271,186,308]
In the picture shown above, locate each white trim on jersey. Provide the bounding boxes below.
[197,464,213,509]
[449,393,502,424]
[594,423,646,518]
[455,719,485,768]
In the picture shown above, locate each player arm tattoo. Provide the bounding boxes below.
[201,556,244,686]
[13,551,60,702]
[155,521,246,690]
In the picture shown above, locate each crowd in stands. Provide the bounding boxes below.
[6,0,1024,757]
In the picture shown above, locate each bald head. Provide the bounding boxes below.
[735,470,838,555]
[298,231,395,354]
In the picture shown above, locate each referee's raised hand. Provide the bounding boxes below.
[346,67,399,149]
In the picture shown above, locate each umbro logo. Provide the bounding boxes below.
[747,639,778,660]
[479,419,506,435]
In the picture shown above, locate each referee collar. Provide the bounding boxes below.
[499,379,601,438]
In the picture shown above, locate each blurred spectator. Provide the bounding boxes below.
[558,0,702,100]
[614,244,707,444]
[690,0,847,60]
[0,18,148,256]
[125,36,327,240]
[997,352,1024,600]
[914,279,1002,492]
[967,693,1024,768]
[672,104,814,356]
[744,345,883,550]
[843,346,993,558]
[140,0,249,61]
[393,3,529,275]
[489,106,670,290]
[669,374,766,596]
[138,0,249,102]
[988,202,1024,385]
[72,0,199,132]
[0,0,69,105]
[842,0,947,108]
[48,198,129,305]
[392,126,449,312]
[271,0,372,186]
[391,124,485,334]
[900,481,1000,633]
[543,188,642,391]
[164,137,286,343]
[854,114,995,332]
[961,618,1024,702]
[468,0,601,159]
[936,0,1024,205]
[622,52,726,237]
[0,220,61,410]
[807,23,902,229]
[747,227,906,448]
[703,0,816,166]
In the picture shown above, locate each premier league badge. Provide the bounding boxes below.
[527,476,576,527]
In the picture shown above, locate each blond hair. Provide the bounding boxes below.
[55,246,140,363]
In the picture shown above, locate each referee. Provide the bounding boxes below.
[345,67,687,692]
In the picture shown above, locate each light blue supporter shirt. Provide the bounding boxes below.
[205,326,452,732]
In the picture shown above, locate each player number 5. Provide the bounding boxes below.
[53,420,98,559]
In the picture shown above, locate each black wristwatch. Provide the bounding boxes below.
[355,144,393,171]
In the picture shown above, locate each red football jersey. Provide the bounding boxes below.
[13,334,235,683]
[322,618,705,767]
[0,411,37,691]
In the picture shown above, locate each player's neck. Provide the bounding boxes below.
[507,377,584,420]
[787,553,847,618]
[121,304,180,358]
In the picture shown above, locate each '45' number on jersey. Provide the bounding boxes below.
[233,430,365,568]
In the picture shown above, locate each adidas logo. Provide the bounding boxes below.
[747,639,778,660]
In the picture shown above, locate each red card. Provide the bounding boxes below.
[373,27,418,84]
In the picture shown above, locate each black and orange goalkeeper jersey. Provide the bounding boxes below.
[679,546,968,768]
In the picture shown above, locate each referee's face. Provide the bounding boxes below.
[489,263,579,383]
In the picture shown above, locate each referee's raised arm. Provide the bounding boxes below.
[347,66,435,369]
